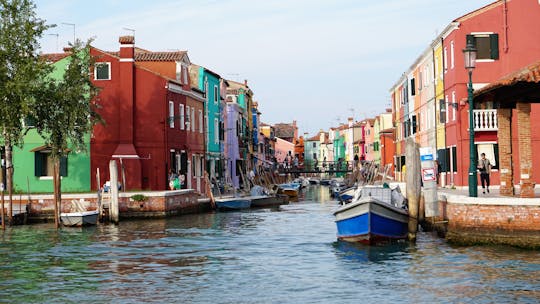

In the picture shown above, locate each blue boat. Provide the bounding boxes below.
[215,197,251,211]
[333,190,409,244]
[338,187,356,203]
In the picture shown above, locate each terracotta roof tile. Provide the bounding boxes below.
[475,60,540,97]
[119,35,134,44]
[40,53,70,63]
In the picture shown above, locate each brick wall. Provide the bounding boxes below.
[434,194,540,248]
[516,103,534,197]
[497,108,514,196]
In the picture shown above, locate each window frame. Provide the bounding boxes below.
[94,62,111,80]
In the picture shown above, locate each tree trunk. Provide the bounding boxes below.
[1,166,4,230]
[53,157,61,229]
[5,143,13,225]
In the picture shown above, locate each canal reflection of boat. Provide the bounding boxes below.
[60,210,99,227]
[215,197,251,211]
[333,186,408,245]
[333,240,409,263]
[250,194,289,208]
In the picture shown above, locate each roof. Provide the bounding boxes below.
[274,123,296,139]
[105,48,187,61]
[474,59,540,105]
[455,0,502,23]
[40,53,70,63]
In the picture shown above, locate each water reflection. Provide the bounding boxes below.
[333,240,410,263]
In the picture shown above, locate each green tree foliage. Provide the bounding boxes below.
[0,0,51,147]
[33,39,102,159]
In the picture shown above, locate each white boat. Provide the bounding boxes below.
[60,210,99,227]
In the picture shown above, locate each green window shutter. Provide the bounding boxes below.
[466,34,475,47]
[490,33,499,60]
[34,152,43,176]
[60,156,68,177]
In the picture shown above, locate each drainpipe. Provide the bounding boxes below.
[503,0,509,53]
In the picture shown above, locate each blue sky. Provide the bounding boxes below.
[35,0,493,136]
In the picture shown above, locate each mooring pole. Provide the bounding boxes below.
[405,138,421,242]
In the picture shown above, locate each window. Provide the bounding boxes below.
[443,47,448,72]
[94,62,111,80]
[467,34,499,60]
[313,142,316,148]
[191,107,195,132]
[451,146,457,173]
[451,91,456,121]
[179,104,185,130]
[439,99,446,124]
[199,110,203,134]
[214,86,219,104]
[476,143,499,169]
[186,106,191,130]
[35,152,68,177]
[450,40,455,69]
[169,101,174,128]
[214,118,219,144]
[410,78,416,96]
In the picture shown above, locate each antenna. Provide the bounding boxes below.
[227,73,240,81]
[61,22,75,43]
[123,27,135,37]
[48,33,59,52]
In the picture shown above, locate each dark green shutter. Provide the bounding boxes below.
[490,33,499,60]
[60,156,68,177]
[493,144,499,169]
[466,34,476,47]
[410,78,415,96]
[35,152,42,176]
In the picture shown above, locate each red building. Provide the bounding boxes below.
[90,36,206,192]
[443,0,540,189]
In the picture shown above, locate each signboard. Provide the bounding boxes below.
[420,154,434,161]
[422,168,436,182]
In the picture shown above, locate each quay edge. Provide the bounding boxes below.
[424,191,540,249]
[2,190,212,223]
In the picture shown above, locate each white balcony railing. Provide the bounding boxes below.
[474,109,498,131]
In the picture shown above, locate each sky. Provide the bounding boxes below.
[35,0,493,136]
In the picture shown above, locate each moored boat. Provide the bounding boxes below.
[60,210,99,227]
[215,197,251,211]
[333,186,408,244]
[338,187,356,203]
[278,183,301,198]
[250,194,289,208]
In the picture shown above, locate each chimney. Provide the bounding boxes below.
[118,35,135,144]
[244,79,248,86]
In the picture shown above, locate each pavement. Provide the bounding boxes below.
[436,186,540,198]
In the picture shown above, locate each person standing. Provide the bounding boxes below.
[477,153,492,194]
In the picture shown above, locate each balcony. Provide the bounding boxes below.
[473,109,498,131]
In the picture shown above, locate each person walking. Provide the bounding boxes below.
[477,153,492,194]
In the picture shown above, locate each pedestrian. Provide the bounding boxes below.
[477,153,492,194]
[168,169,178,190]
[354,154,359,169]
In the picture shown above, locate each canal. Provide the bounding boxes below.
[1,185,539,303]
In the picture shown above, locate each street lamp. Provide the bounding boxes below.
[463,39,477,197]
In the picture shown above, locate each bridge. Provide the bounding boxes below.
[277,160,355,174]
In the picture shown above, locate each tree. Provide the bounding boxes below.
[0,0,51,226]
[33,39,102,228]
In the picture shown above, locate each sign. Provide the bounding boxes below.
[419,147,434,161]
[420,154,434,161]
[422,168,436,182]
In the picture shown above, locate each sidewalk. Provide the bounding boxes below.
[437,186,540,198]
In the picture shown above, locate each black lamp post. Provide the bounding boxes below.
[463,40,477,197]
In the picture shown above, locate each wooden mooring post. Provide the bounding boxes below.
[405,138,421,242]
[109,160,119,224]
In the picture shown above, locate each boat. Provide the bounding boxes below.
[333,186,408,244]
[338,187,356,203]
[215,197,252,211]
[278,183,301,198]
[250,194,289,208]
[60,210,99,227]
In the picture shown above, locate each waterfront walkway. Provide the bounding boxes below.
[437,186,540,198]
